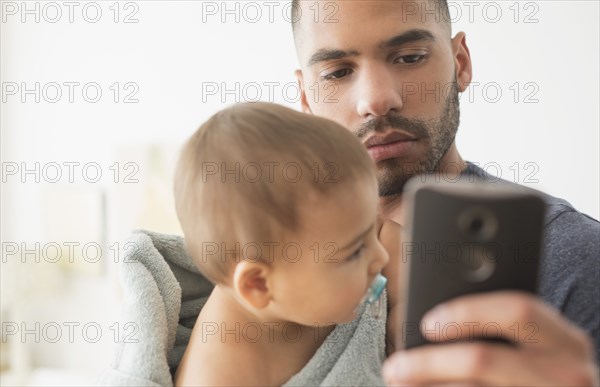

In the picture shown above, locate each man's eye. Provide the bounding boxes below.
[322,68,352,81]
[347,244,366,261]
[394,54,426,65]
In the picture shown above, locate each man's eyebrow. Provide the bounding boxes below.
[339,222,375,252]
[307,49,359,67]
[380,29,436,49]
[306,29,435,67]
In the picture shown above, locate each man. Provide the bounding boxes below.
[290,0,599,385]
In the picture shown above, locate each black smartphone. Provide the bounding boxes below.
[398,175,546,350]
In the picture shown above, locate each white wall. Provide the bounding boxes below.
[2,1,597,221]
[1,0,598,383]
[452,1,599,219]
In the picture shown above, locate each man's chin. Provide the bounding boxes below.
[376,159,424,197]
[377,173,414,197]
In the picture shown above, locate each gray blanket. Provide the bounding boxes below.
[98,230,386,386]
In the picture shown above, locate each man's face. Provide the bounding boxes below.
[294,0,471,196]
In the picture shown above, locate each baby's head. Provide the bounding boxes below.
[174,102,388,325]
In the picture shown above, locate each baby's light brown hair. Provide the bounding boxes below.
[174,102,376,285]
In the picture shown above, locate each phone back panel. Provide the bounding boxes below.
[401,179,546,349]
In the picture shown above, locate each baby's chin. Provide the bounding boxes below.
[296,315,354,327]
[289,305,365,326]
[336,308,365,324]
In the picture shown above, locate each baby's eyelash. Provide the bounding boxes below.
[347,244,366,261]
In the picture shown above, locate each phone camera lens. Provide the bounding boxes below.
[468,217,484,235]
[463,245,496,282]
[458,207,498,242]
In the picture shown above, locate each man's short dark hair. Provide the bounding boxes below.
[291,0,451,41]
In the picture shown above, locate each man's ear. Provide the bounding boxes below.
[451,31,473,92]
[232,260,272,309]
[295,69,313,115]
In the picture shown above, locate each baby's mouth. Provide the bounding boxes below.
[354,273,387,319]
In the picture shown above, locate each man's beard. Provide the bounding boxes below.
[353,81,461,197]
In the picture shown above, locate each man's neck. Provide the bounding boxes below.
[379,193,405,224]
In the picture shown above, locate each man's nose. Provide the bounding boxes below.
[355,65,403,118]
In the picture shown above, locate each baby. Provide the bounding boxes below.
[173,102,395,386]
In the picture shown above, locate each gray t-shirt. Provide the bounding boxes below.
[463,162,600,361]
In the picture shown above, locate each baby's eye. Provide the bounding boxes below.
[347,244,366,261]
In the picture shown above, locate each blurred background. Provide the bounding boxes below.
[1,0,599,385]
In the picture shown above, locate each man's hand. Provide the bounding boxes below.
[382,291,599,386]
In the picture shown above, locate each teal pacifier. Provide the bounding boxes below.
[357,273,387,319]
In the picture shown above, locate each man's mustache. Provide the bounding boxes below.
[354,114,430,140]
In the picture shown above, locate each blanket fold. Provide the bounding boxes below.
[98,230,386,386]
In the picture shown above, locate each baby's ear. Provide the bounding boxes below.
[232,260,272,309]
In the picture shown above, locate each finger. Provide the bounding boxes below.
[382,342,556,386]
[422,291,591,356]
